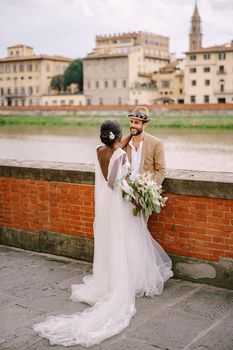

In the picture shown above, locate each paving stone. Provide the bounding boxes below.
[174,284,233,320]
[1,246,233,350]
[127,309,213,350]
[187,313,233,350]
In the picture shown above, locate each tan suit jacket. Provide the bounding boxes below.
[124,132,166,186]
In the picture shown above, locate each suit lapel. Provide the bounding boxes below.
[140,132,147,172]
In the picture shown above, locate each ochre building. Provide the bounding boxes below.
[0,45,72,106]
[84,31,170,105]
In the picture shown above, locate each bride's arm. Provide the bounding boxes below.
[118,134,132,149]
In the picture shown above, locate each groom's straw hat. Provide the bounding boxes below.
[127,106,150,122]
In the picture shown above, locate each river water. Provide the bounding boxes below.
[0,125,233,172]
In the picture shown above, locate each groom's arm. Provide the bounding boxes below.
[118,134,132,149]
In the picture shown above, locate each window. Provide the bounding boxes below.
[46,64,50,72]
[205,80,210,86]
[118,97,122,105]
[203,67,210,72]
[19,64,24,72]
[60,100,66,105]
[69,100,74,105]
[218,65,225,74]
[28,87,33,96]
[191,80,196,86]
[28,64,33,72]
[87,98,91,105]
[218,52,226,60]
[96,81,99,88]
[204,53,211,60]
[87,81,91,89]
[179,88,183,94]
[99,97,103,105]
[220,80,225,92]
[0,88,4,96]
[14,87,18,95]
[104,81,108,88]
[161,80,171,88]
[190,95,196,103]
[52,100,57,106]
[190,68,196,73]
[122,80,127,88]
[190,54,196,61]
[204,95,209,103]
[56,65,61,73]
[21,87,25,95]
[0,65,3,74]
[13,64,17,73]
[5,65,10,73]
[113,80,117,88]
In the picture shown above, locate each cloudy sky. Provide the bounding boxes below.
[1,0,232,59]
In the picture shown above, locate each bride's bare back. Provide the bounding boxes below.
[97,146,115,181]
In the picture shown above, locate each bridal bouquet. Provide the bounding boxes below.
[120,171,167,217]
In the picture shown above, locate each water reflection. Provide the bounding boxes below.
[0,125,232,172]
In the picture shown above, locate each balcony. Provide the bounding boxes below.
[217,70,226,75]
[213,89,233,95]
[3,93,26,99]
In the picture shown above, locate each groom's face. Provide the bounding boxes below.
[130,118,144,136]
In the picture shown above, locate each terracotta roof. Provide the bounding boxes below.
[186,44,233,54]
[7,44,33,49]
[0,55,73,63]
[84,53,128,60]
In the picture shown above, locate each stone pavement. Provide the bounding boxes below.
[0,245,233,350]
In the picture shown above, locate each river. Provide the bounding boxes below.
[0,125,233,172]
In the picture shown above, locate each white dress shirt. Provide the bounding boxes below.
[129,139,144,180]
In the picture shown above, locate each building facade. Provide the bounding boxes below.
[84,31,170,105]
[0,45,72,106]
[184,4,233,104]
[151,59,184,104]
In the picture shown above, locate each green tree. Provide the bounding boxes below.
[50,75,64,93]
[63,59,83,92]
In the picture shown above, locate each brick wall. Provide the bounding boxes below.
[149,194,233,262]
[0,166,232,264]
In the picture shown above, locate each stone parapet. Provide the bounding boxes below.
[0,160,233,288]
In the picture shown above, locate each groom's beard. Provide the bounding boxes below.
[130,127,144,136]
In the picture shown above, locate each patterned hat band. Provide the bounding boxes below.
[127,112,150,122]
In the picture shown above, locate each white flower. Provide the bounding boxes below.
[120,171,167,216]
[109,131,115,140]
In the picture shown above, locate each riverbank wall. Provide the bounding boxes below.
[1,103,233,116]
[0,160,233,289]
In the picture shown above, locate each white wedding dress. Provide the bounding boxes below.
[33,147,173,347]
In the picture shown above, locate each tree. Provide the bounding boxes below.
[63,59,83,92]
[50,75,64,93]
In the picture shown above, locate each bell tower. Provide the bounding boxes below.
[189,1,202,50]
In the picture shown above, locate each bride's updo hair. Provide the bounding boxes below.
[100,120,122,147]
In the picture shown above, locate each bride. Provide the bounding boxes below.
[33,120,173,347]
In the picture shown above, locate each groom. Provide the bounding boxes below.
[124,106,166,186]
